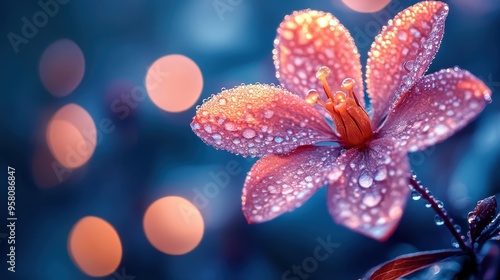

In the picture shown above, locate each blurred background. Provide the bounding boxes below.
[1,0,500,279]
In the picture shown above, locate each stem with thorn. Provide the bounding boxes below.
[409,177,469,252]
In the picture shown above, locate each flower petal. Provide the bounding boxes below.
[274,9,364,119]
[366,1,449,127]
[379,68,492,152]
[242,145,340,223]
[191,84,336,157]
[327,138,410,241]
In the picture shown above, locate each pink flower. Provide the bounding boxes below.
[191,2,491,241]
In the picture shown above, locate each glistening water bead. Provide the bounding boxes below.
[434,214,444,226]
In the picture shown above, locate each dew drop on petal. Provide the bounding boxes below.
[219,98,227,105]
[274,137,284,143]
[281,184,293,194]
[434,124,448,136]
[242,128,256,139]
[268,185,279,194]
[397,30,408,41]
[358,171,373,188]
[264,109,274,119]
[224,122,237,131]
[403,60,414,72]
[374,166,387,181]
[212,134,221,141]
[362,192,382,207]
[484,94,492,103]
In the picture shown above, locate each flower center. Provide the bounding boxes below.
[306,66,373,148]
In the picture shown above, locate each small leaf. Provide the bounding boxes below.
[468,196,497,244]
[363,249,462,280]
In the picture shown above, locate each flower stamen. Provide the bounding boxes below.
[306,66,373,147]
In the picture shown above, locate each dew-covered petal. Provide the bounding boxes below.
[366,1,449,127]
[327,138,410,241]
[379,68,492,152]
[191,84,337,157]
[274,9,364,119]
[242,145,341,223]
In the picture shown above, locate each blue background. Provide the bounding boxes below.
[1,0,500,279]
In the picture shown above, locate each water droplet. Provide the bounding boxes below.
[362,192,382,207]
[282,184,293,194]
[451,238,459,248]
[243,128,256,139]
[358,171,373,188]
[467,211,475,223]
[233,138,240,144]
[434,215,444,226]
[274,137,283,143]
[397,30,408,41]
[203,124,212,133]
[436,200,444,208]
[219,98,227,105]
[264,109,274,119]
[403,60,414,72]
[411,190,421,201]
[271,205,280,212]
[454,224,461,233]
[374,166,387,181]
[305,90,320,105]
[484,94,492,103]
[305,176,313,182]
[268,185,279,194]
[434,124,448,136]
[212,134,221,140]
[224,122,237,131]
[425,203,432,208]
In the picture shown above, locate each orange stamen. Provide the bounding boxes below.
[306,66,373,148]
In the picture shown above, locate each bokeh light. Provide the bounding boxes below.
[39,39,85,97]
[340,0,391,13]
[46,104,96,169]
[145,54,203,113]
[143,196,204,255]
[68,216,122,277]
